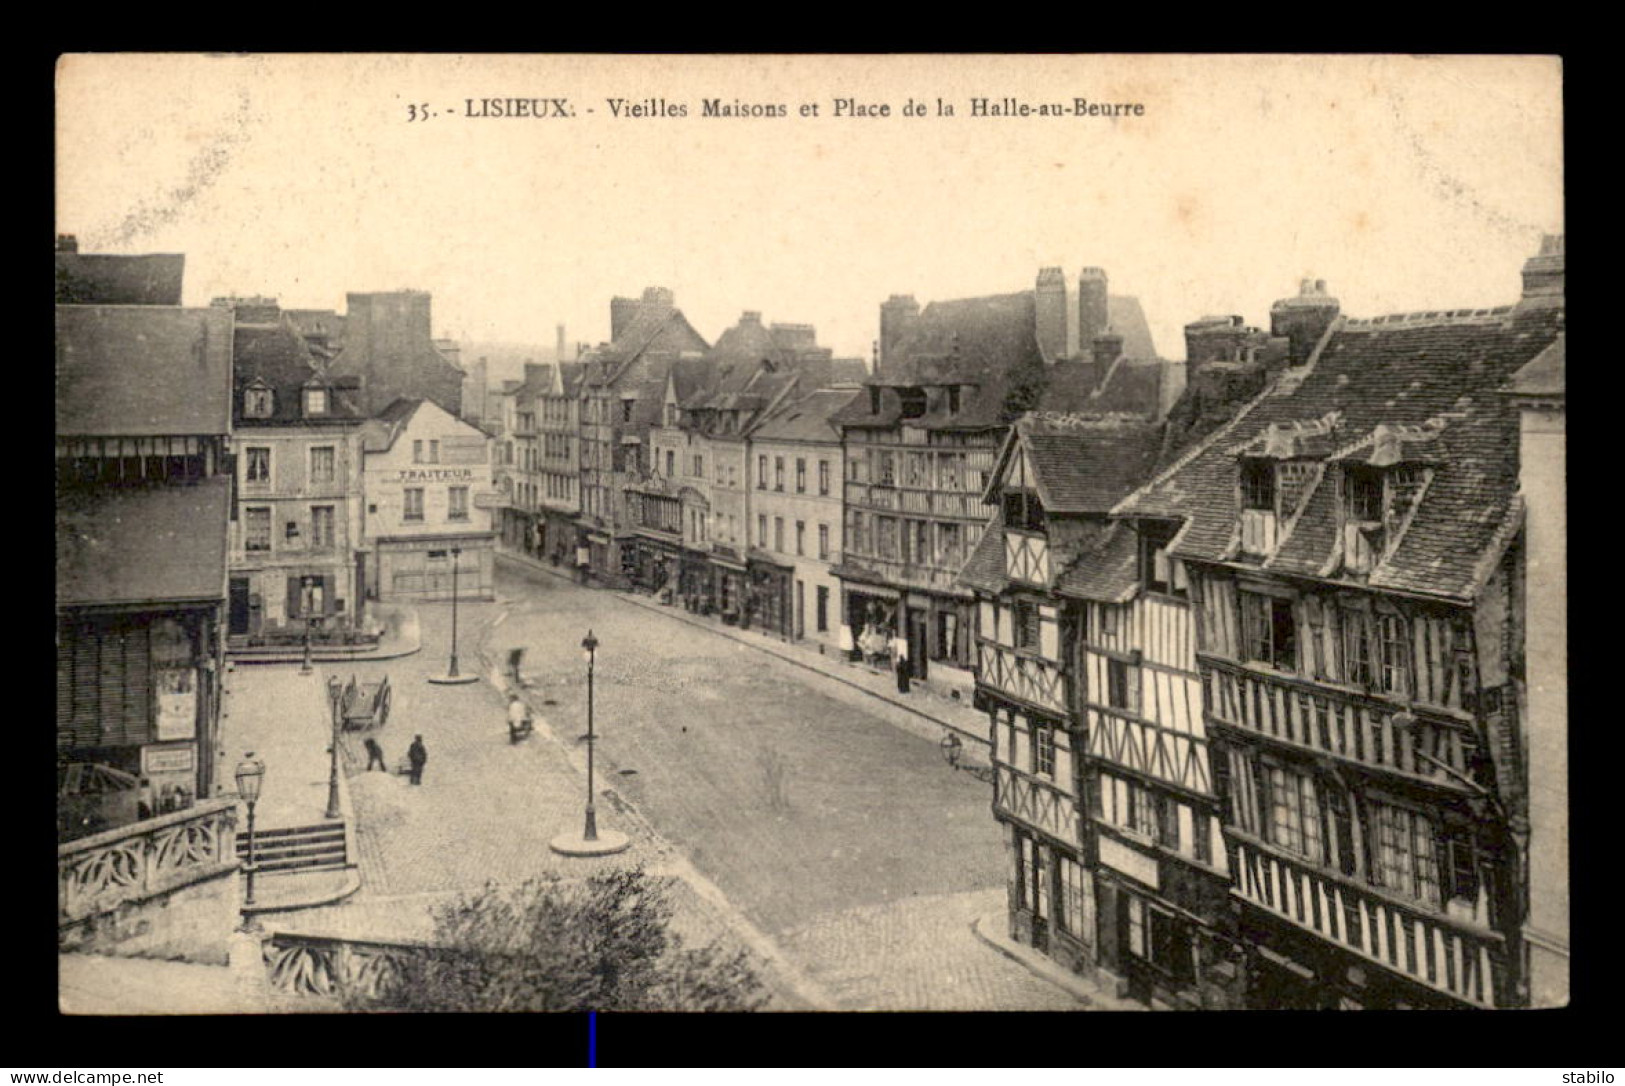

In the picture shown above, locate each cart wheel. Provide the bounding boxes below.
[377,682,392,726]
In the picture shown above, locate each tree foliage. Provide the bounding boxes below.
[348,867,769,1012]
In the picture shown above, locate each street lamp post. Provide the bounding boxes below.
[448,545,462,678]
[582,629,598,843]
[324,676,342,820]
[549,628,628,857]
[427,545,478,685]
[234,752,266,909]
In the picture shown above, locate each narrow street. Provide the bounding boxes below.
[327,557,1091,1010]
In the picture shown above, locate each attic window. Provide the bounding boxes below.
[1141,521,1187,598]
[1346,466,1383,523]
[1002,490,1044,533]
[869,387,882,414]
[897,388,927,420]
[947,386,961,414]
[1240,460,1275,511]
[244,387,273,419]
[304,387,329,417]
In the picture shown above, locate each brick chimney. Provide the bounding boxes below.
[1092,329,1125,368]
[740,310,763,325]
[610,296,639,341]
[642,286,675,308]
[1520,234,1564,307]
[879,294,920,374]
[1270,278,1341,366]
[1078,267,1110,356]
[1035,267,1067,363]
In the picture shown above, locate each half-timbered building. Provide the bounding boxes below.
[1112,241,1565,1009]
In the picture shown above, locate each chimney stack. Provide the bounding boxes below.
[1270,278,1341,366]
[1092,329,1125,369]
[1035,267,1067,363]
[610,296,639,341]
[1519,234,1564,307]
[1078,267,1110,357]
[642,286,675,308]
[557,323,566,363]
[878,294,920,374]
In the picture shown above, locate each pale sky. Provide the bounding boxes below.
[56,54,1563,368]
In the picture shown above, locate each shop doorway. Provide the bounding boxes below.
[228,577,251,636]
[906,607,929,679]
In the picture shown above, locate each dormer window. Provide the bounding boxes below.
[1240,459,1276,511]
[869,386,882,414]
[244,386,273,419]
[1140,521,1188,598]
[897,387,927,420]
[947,386,961,414]
[303,386,328,417]
[1346,466,1383,523]
[1002,490,1045,533]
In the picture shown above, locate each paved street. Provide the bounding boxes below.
[322,557,1090,1010]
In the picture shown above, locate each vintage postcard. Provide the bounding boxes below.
[54,53,1564,1018]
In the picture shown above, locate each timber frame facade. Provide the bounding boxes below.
[1111,239,1565,1008]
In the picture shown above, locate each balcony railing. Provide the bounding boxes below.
[1201,656,1478,792]
[1230,834,1503,1007]
[59,798,238,925]
[844,482,982,520]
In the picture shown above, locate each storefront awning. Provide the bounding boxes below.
[57,478,231,608]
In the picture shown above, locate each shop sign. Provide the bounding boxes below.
[142,743,196,775]
[154,667,198,741]
[393,468,476,483]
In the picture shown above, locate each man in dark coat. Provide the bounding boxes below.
[364,737,387,771]
[407,735,428,785]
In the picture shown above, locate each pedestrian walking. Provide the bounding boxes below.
[507,692,531,743]
[407,735,428,785]
[894,639,912,695]
[364,737,387,771]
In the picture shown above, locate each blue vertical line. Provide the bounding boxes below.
[589,1011,598,1067]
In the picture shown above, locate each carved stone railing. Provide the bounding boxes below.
[58,798,238,925]
[263,932,431,1003]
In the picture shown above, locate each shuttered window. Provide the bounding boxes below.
[57,620,153,749]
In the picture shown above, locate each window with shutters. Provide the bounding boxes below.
[57,619,153,748]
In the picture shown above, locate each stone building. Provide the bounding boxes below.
[361,398,496,601]
[223,299,369,640]
[325,290,465,418]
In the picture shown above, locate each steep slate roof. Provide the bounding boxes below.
[1105,295,1158,361]
[57,477,231,606]
[365,397,424,451]
[232,320,366,426]
[956,509,1010,594]
[833,291,1042,431]
[56,306,233,437]
[996,414,1166,514]
[584,303,710,389]
[1055,520,1141,603]
[1038,358,1166,418]
[751,388,861,443]
[56,253,185,306]
[1113,305,1564,602]
[1506,334,1564,398]
[828,358,871,385]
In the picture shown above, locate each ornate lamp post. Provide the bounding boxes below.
[582,629,599,842]
[234,752,266,908]
[428,544,478,685]
[550,628,628,856]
